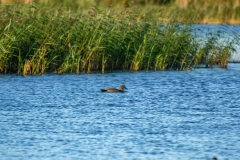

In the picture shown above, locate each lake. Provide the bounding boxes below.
[192,24,240,61]
[0,63,240,160]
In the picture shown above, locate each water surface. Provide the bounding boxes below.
[1,64,240,160]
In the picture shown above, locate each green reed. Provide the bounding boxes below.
[0,3,237,75]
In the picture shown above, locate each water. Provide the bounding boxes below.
[1,63,240,160]
[192,24,240,61]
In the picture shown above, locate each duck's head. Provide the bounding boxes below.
[120,85,127,91]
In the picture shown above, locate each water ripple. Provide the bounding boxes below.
[1,65,240,159]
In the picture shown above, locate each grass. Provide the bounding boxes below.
[0,1,238,75]
[2,0,240,24]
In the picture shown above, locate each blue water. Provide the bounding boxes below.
[0,63,240,160]
[192,24,240,61]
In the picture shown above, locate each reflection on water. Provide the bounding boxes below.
[1,64,240,159]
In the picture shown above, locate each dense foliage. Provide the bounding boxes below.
[0,2,237,75]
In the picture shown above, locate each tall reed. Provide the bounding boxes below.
[0,3,237,75]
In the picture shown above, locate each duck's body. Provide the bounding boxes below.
[100,85,127,92]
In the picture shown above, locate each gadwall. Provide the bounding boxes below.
[100,85,127,92]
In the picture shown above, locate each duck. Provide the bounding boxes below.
[100,85,127,92]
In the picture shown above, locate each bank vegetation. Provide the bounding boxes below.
[0,0,238,75]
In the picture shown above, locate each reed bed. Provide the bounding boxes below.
[2,0,240,24]
[0,2,238,75]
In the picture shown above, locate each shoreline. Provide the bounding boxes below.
[193,20,240,25]
[0,4,238,75]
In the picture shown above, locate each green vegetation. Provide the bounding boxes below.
[0,1,238,75]
[3,0,240,24]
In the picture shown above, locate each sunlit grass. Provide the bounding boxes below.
[0,1,238,75]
